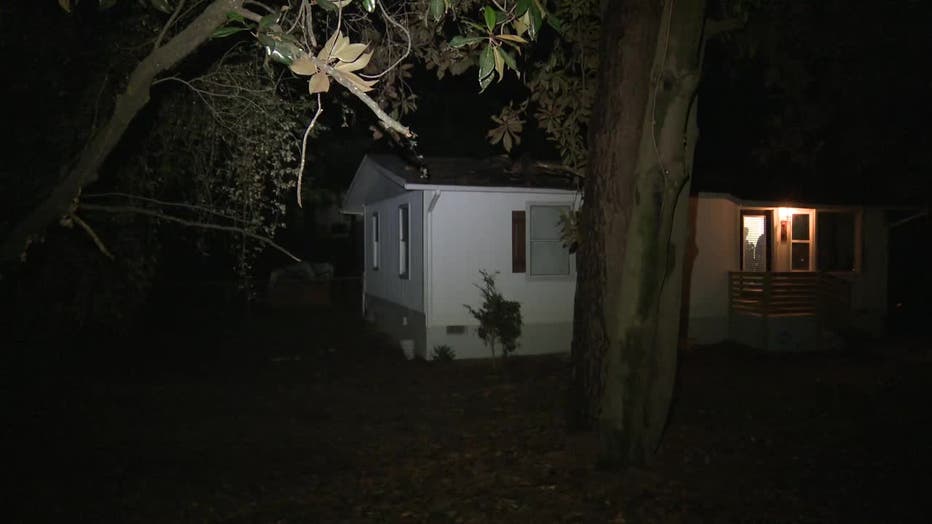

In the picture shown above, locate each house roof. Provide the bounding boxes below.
[342,154,580,214]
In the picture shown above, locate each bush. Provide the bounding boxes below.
[464,270,522,366]
[430,344,456,362]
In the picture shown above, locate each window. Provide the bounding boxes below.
[398,205,409,279]
[817,211,856,271]
[529,205,571,276]
[791,213,811,270]
[512,210,526,273]
[371,213,380,270]
[740,210,771,271]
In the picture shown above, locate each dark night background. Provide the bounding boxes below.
[1,1,931,522]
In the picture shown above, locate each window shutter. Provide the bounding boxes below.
[512,210,526,273]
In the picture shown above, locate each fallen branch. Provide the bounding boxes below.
[80,203,301,262]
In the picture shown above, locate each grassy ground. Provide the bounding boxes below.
[7,306,932,523]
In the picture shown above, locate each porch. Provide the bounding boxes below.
[728,271,852,350]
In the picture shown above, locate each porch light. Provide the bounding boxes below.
[777,207,795,221]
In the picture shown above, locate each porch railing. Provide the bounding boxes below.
[728,271,852,320]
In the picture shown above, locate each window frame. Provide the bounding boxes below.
[526,203,574,279]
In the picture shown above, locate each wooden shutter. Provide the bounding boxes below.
[512,210,526,273]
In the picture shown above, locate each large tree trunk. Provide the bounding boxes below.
[569,0,706,467]
[0,0,244,264]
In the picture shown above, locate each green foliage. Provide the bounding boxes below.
[430,344,456,362]
[464,270,522,363]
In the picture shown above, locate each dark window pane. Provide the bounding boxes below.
[791,242,810,270]
[792,214,810,240]
[817,211,856,271]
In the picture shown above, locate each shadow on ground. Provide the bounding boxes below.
[7,306,932,523]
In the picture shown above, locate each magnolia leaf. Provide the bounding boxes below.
[360,0,376,12]
[502,129,513,151]
[334,42,367,64]
[528,6,542,39]
[429,0,445,22]
[319,30,350,61]
[150,0,172,14]
[483,6,497,33]
[290,55,319,75]
[318,0,337,11]
[515,0,531,16]
[449,35,485,48]
[499,48,517,72]
[513,15,529,37]
[493,47,504,81]
[334,49,372,73]
[334,70,378,92]
[259,33,304,65]
[58,0,73,12]
[309,73,331,94]
[496,34,528,45]
[211,26,247,38]
[478,45,494,90]
[226,10,245,23]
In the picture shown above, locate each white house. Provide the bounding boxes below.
[344,155,891,356]
[685,192,888,350]
[342,154,581,360]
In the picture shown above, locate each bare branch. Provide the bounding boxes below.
[154,0,188,50]
[69,212,115,260]
[297,93,324,208]
[80,203,301,262]
[83,192,250,224]
[361,0,412,80]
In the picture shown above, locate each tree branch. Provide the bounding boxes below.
[0,0,246,264]
[69,212,115,260]
[80,203,301,263]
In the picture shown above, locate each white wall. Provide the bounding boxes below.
[686,194,739,343]
[426,189,578,331]
[364,191,424,313]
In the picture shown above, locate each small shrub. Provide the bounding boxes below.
[430,344,456,362]
[464,270,522,367]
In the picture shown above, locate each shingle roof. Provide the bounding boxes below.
[369,154,580,191]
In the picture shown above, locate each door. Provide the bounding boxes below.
[741,210,772,272]
[789,212,814,271]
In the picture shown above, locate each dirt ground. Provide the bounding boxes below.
[8,307,932,523]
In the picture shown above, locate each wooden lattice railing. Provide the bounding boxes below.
[729,272,852,320]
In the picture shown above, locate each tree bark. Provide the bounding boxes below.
[569,0,707,467]
[0,0,245,264]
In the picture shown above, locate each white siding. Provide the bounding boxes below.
[364,191,424,313]
[426,190,578,329]
[686,194,739,343]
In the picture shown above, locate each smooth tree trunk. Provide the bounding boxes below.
[569,0,707,467]
[0,0,245,264]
